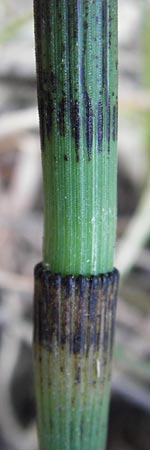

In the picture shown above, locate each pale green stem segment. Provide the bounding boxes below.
[34,0,118,275]
[34,264,119,450]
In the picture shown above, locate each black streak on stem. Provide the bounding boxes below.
[34,0,54,151]
[97,101,103,152]
[67,0,80,162]
[34,1,116,159]
[112,100,118,142]
[81,5,93,160]
[102,0,111,153]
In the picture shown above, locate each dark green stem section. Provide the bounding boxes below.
[34,0,118,275]
[33,263,119,450]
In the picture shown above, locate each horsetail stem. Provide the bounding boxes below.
[34,0,118,276]
[33,2,119,449]
[34,264,119,450]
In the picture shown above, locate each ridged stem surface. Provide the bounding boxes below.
[34,0,118,275]
[34,264,119,450]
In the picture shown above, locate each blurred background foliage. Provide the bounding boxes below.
[0,1,149,450]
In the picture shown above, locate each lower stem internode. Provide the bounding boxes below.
[33,263,119,450]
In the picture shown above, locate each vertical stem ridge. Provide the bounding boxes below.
[33,0,118,276]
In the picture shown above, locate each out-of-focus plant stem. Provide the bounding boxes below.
[0,11,32,44]
[116,4,150,278]
[142,3,150,157]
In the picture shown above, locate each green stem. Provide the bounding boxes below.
[34,263,119,450]
[34,0,118,276]
[33,2,118,449]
